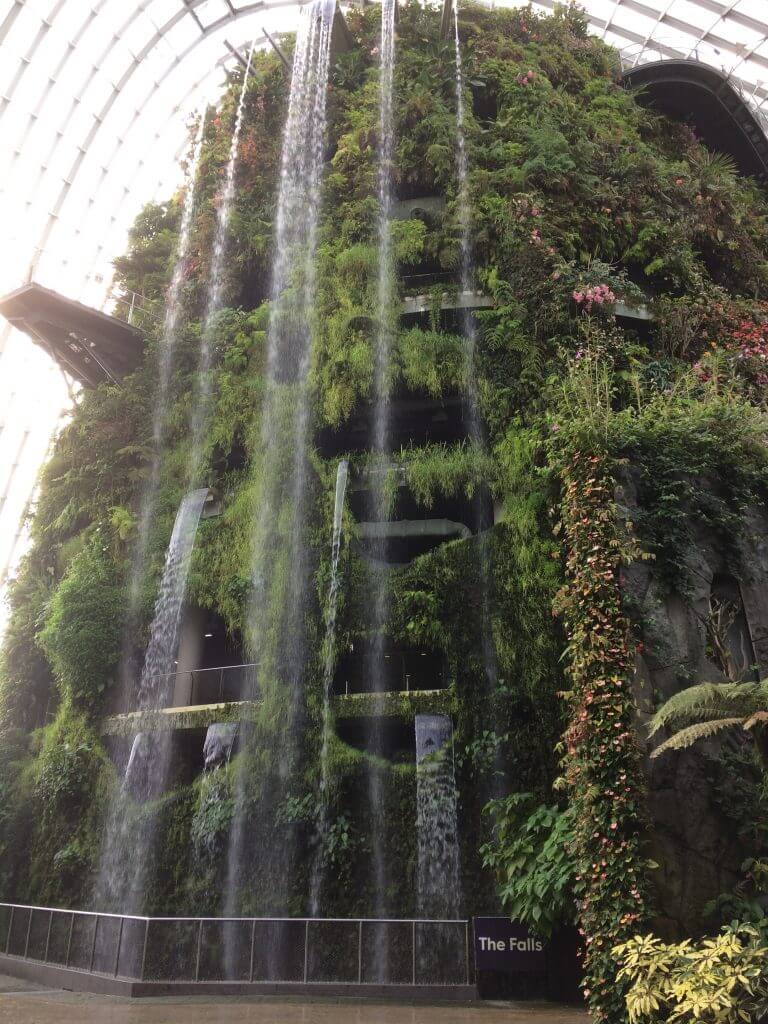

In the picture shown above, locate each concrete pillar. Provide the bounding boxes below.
[173,605,206,706]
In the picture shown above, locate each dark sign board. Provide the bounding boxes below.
[473,917,546,973]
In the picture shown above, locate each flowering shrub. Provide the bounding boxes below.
[573,283,617,312]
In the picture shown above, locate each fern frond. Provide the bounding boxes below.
[650,717,745,758]
[744,711,768,731]
[648,682,764,737]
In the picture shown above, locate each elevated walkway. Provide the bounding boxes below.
[102,690,453,736]
[0,283,145,385]
[622,59,768,182]
[402,290,494,317]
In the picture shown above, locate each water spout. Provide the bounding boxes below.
[415,713,461,917]
[204,723,239,771]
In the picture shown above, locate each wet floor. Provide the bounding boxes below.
[0,982,586,1024]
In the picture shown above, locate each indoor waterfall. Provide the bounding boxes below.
[309,458,348,914]
[188,42,255,485]
[97,46,256,909]
[116,113,206,705]
[415,714,461,917]
[95,487,209,909]
[363,0,397,938]
[224,0,336,924]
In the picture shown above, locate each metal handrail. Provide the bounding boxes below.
[0,902,472,987]
[0,904,466,924]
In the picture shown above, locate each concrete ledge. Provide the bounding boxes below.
[0,955,476,1001]
[0,954,135,996]
[402,291,494,316]
[102,700,262,736]
[333,688,456,720]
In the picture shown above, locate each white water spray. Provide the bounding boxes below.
[188,43,256,485]
[118,114,206,700]
[225,0,336,920]
[309,458,349,914]
[415,714,461,916]
[96,488,208,909]
[364,0,398,931]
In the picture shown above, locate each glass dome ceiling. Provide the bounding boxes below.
[1,0,768,623]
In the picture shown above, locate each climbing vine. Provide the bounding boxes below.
[555,448,651,1022]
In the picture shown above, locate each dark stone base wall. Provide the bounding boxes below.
[621,492,768,937]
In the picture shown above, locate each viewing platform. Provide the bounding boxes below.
[0,282,146,386]
[402,289,494,317]
[622,58,768,182]
[102,690,453,737]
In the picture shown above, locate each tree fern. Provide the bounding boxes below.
[648,681,768,737]
[650,717,747,758]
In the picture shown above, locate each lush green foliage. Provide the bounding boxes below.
[3,5,768,1017]
[480,792,576,937]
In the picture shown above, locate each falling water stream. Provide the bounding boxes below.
[189,41,255,484]
[117,113,206,704]
[96,53,256,911]
[361,0,398,938]
[96,488,208,908]
[224,0,336,923]
[308,458,348,914]
[415,714,461,916]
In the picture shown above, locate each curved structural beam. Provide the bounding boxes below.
[622,59,768,182]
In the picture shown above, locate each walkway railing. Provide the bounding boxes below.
[136,662,261,708]
[0,903,472,986]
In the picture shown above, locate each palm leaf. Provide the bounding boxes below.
[648,682,765,738]
[650,717,745,758]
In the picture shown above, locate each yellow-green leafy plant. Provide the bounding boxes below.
[614,925,768,1023]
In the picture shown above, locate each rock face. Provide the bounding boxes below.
[620,481,768,937]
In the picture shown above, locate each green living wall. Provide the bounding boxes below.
[4,3,768,1019]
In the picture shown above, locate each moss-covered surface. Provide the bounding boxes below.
[4,4,768,1017]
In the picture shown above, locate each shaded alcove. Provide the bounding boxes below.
[470,77,498,127]
[105,729,206,797]
[622,60,768,183]
[349,472,493,565]
[316,391,472,457]
[333,639,447,695]
[336,716,415,762]
[174,606,248,705]
[708,573,758,682]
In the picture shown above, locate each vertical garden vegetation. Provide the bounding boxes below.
[3,3,768,1019]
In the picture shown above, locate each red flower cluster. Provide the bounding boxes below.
[516,69,535,86]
